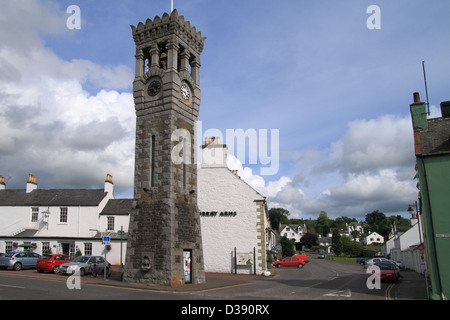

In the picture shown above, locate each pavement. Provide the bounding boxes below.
[83,265,274,292]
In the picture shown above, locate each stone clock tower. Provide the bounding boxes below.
[124,10,206,286]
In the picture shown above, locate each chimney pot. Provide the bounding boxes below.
[105,173,113,184]
[26,174,37,193]
[413,92,422,104]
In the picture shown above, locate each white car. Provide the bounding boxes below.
[364,257,394,269]
[59,255,110,276]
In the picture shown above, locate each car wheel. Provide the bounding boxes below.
[276,264,282,268]
[79,268,85,276]
[52,266,60,274]
[297,264,303,269]
[13,262,22,271]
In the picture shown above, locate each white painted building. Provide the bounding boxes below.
[0,174,130,266]
[381,219,426,273]
[279,224,306,243]
[364,231,384,245]
[197,138,271,275]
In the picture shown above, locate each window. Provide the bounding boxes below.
[84,243,92,256]
[42,242,50,255]
[60,207,68,223]
[5,241,13,253]
[31,207,39,222]
[107,216,115,231]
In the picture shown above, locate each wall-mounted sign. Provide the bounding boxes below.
[236,252,253,266]
[200,211,237,217]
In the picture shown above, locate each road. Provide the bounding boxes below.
[0,258,428,301]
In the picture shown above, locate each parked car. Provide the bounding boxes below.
[293,253,309,263]
[363,257,392,269]
[59,255,111,276]
[273,256,305,268]
[356,257,366,265]
[317,252,325,259]
[393,260,403,269]
[368,262,401,282]
[36,254,73,274]
[0,251,41,271]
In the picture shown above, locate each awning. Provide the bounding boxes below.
[18,243,35,248]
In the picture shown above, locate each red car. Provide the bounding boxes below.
[273,256,305,268]
[36,254,73,274]
[292,253,309,263]
[368,262,400,282]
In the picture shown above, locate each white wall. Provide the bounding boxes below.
[198,167,265,274]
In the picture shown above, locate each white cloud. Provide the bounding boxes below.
[0,1,135,196]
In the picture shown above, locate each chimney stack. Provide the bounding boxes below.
[26,174,37,193]
[201,137,228,168]
[104,173,114,196]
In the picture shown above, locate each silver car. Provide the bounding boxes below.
[59,255,110,276]
[0,251,41,271]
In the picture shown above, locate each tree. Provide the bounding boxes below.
[269,208,290,231]
[388,215,411,227]
[280,236,295,257]
[316,211,331,236]
[331,216,357,229]
[300,232,318,249]
[341,236,364,257]
[331,229,343,256]
[365,210,392,240]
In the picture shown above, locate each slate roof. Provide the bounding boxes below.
[421,117,450,155]
[0,189,107,207]
[100,199,133,216]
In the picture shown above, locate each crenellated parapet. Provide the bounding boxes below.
[131,9,206,55]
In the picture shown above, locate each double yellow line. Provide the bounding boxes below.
[385,283,396,300]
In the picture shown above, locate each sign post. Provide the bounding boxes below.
[102,231,110,279]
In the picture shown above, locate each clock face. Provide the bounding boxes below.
[147,80,161,96]
[180,84,190,100]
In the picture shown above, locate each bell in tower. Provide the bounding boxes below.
[124,9,206,286]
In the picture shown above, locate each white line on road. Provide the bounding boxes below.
[324,289,352,297]
[0,284,25,289]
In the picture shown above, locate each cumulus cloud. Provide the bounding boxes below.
[0,1,135,196]
[230,114,418,220]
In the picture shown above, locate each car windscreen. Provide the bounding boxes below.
[377,263,395,270]
[72,256,90,263]
[40,255,52,260]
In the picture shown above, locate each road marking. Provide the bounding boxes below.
[324,289,351,297]
[0,284,25,289]
[386,283,396,300]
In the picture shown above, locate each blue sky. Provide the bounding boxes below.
[1,0,450,221]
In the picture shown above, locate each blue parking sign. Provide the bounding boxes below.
[102,236,110,245]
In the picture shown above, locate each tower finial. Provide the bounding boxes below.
[171,0,174,12]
